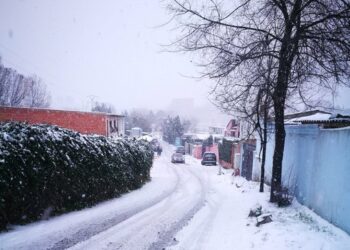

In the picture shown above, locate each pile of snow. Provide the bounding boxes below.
[170,167,350,250]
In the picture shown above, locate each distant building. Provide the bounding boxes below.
[224,119,240,137]
[209,126,225,135]
[0,106,125,137]
[130,127,143,138]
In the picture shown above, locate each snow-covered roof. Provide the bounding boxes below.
[0,105,124,117]
[183,133,223,141]
[284,110,350,127]
[286,113,332,124]
[223,136,240,142]
[195,133,211,140]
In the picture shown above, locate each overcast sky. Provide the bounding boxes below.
[0,0,349,115]
[0,0,214,113]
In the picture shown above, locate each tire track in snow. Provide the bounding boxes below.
[170,188,223,250]
[147,164,210,250]
[67,162,207,250]
[47,162,180,250]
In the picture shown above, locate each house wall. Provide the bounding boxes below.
[204,144,219,159]
[192,145,202,159]
[117,117,125,136]
[224,119,240,137]
[255,124,350,234]
[192,144,219,160]
[107,116,125,137]
[0,106,107,136]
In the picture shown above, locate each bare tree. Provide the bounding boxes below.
[0,59,51,108]
[0,65,12,105]
[9,74,27,106]
[167,0,350,202]
[0,63,27,107]
[25,76,51,108]
[91,101,115,113]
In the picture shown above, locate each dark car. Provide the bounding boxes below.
[175,146,185,155]
[171,153,185,163]
[201,152,217,166]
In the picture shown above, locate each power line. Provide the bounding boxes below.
[0,42,61,86]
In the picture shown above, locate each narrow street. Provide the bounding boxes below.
[0,144,211,250]
[1,144,349,250]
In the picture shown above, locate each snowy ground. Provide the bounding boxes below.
[0,143,349,250]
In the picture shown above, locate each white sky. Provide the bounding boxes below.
[0,0,214,113]
[0,0,349,114]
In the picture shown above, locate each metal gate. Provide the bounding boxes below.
[241,143,256,181]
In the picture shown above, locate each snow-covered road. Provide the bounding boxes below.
[1,143,350,250]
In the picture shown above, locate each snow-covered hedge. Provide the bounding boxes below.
[0,122,153,231]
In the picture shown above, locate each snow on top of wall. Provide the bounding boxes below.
[286,113,332,124]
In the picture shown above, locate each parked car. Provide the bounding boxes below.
[171,152,185,163]
[175,146,185,155]
[201,152,217,166]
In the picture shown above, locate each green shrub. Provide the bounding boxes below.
[0,122,153,231]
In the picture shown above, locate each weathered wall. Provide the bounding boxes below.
[0,106,107,136]
[192,145,202,159]
[192,144,219,160]
[255,124,350,234]
[205,144,219,159]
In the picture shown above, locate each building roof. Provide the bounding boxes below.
[284,110,331,120]
[285,112,332,124]
[0,105,124,117]
[284,110,350,128]
[223,136,240,142]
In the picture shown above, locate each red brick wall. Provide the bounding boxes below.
[0,107,107,136]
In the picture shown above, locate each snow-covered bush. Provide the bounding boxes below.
[0,122,153,231]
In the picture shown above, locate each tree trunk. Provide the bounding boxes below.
[270,46,290,202]
[259,137,266,192]
[259,104,268,193]
[270,99,286,202]
[269,15,298,201]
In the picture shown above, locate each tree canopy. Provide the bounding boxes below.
[167,0,350,201]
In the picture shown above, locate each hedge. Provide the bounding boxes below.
[0,122,153,231]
